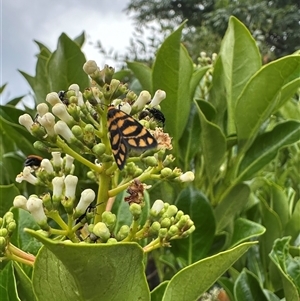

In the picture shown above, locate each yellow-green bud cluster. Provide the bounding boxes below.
[0,212,16,253]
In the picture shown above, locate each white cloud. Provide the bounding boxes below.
[1,0,134,103]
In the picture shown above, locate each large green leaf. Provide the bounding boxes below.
[0,261,20,301]
[284,200,300,243]
[214,183,250,232]
[234,269,270,301]
[235,55,300,153]
[230,218,265,248]
[269,237,300,301]
[189,66,211,99]
[162,242,257,301]
[0,184,19,216]
[151,281,169,301]
[194,100,226,185]
[126,61,152,92]
[28,230,150,301]
[152,22,193,151]
[172,188,216,264]
[237,121,300,181]
[219,16,261,136]
[48,33,90,92]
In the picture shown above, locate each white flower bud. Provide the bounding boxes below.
[13,195,28,210]
[83,60,98,75]
[77,91,84,106]
[18,114,34,133]
[54,121,74,143]
[46,92,62,106]
[68,84,80,94]
[27,195,47,224]
[52,176,64,199]
[36,103,49,117]
[15,166,38,185]
[40,159,54,173]
[75,189,95,213]
[150,90,166,107]
[38,112,56,136]
[52,103,73,124]
[119,102,131,115]
[64,154,74,171]
[151,199,164,215]
[64,175,78,200]
[179,171,195,183]
[51,152,63,168]
[134,91,151,110]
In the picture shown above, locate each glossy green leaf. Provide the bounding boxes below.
[284,200,300,243]
[273,78,300,113]
[279,98,300,120]
[214,183,250,232]
[152,22,193,150]
[48,33,89,92]
[13,262,36,301]
[238,121,300,181]
[235,55,300,152]
[73,31,85,48]
[172,188,216,264]
[28,231,150,301]
[230,218,265,248]
[151,281,169,301]
[219,16,261,136]
[194,100,226,184]
[0,261,20,301]
[234,269,269,301]
[269,237,300,301]
[127,61,152,92]
[190,66,211,98]
[162,241,257,301]
[178,103,201,170]
[259,198,282,268]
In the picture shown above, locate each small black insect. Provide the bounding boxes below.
[25,155,43,169]
[139,108,165,127]
[58,90,69,105]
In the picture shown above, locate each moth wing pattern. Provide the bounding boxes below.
[107,106,157,169]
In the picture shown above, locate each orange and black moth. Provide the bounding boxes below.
[107,106,157,170]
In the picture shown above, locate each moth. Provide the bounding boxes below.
[107,106,157,169]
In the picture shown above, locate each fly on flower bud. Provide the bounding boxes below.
[24,155,43,169]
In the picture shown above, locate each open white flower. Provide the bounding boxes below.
[15,166,38,185]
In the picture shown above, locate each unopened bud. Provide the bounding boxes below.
[130,203,142,220]
[93,222,110,242]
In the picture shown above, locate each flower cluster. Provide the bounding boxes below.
[8,61,196,260]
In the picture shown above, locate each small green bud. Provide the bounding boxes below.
[168,225,179,236]
[72,125,84,139]
[176,215,189,229]
[107,238,118,244]
[33,141,49,152]
[41,193,52,211]
[162,154,175,167]
[142,156,158,167]
[116,225,130,241]
[159,228,168,238]
[161,167,173,178]
[0,228,8,237]
[93,222,111,242]
[92,143,106,156]
[102,211,116,231]
[67,104,81,122]
[149,221,161,236]
[133,168,143,177]
[87,171,96,181]
[7,221,16,233]
[0,236,7,252]
[88,224,94,233]
[160,218,171,229]
[4,212,14,224]
[31,123,47,139]
[129,203,142,220]
[175,210,184,221]
[163,205,178,218]
[61,198,74,214]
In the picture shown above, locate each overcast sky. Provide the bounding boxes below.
[1,0,138,104]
